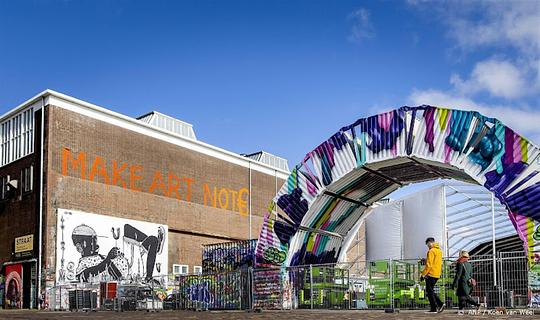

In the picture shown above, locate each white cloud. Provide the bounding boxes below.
[405,0,431,5]
[407,0,540,100]
[347,8,374,43]
[406,0,540,54]
[446,1,540,56]
[404,1,540,143]
[408,89,540,144]
[450,59,529,99]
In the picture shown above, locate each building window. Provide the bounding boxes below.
[193,266,202,274]
[1,107,34,167]
[1,121,10,166]
[0,176,8,200]
[173,264,189,275]
[21,166,33,194]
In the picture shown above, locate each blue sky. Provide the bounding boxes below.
[1,1,539,198]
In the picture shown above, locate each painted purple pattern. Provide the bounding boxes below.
[505,182,540,221]
[423,106,436,152]
[484,128,527,195]
[276,188,308,226]
[358,110,405,154]
[310,132,348,186]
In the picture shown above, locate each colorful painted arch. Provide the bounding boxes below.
[256,105,540,268]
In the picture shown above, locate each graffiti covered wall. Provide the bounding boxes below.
[253,269,284,309]
[202,240,256,273]
[255,212,293,268]
[178,271,250,310]
[257,106,540,268]
[56,209,168,285]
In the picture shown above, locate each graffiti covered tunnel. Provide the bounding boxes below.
[256,105,540,267]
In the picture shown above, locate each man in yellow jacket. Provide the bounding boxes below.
[421,237,444,313]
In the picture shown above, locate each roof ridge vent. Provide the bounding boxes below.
[137,111,196,140]
[243,151,289,171]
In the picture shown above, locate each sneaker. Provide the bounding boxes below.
[437,303,446,313]
[457,310,464,315]
[143,277,162,287]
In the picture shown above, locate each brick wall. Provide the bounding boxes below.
[43,105,284,276]
[0,110,42,266]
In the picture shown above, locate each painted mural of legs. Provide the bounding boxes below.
[124,224,149,242]
[123,224,165,282]
[141,235,158,280]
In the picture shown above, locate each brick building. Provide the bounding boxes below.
[0,90,288,308]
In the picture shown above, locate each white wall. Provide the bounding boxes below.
[365,185,445,260]
[402,186,445,259]
[366,200,403,261]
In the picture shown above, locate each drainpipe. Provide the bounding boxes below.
[274,169,277,218]
[37,96,45,308]
[442,185,449,257]
[491,193,497,287]
[249,162,252,239]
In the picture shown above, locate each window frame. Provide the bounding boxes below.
[0,175,9,201]
[193,266,202,274]
[21,166,33,195]
[173,264,189,275]
[0,107,34,167]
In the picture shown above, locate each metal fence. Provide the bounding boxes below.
[497,251,529,308]
[349,252,532,310]
[46,251,537,312]
[176,269,251,310]
[47,275,170,311]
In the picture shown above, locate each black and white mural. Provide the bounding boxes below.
[56,209,168,285]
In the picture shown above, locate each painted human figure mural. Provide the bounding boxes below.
[6,279,21,308]
[72,224,128,282]
[4,264,22,309]
[57,209,168,286]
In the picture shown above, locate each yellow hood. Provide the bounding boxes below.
[422,242,443,278]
